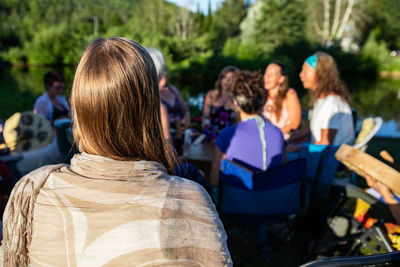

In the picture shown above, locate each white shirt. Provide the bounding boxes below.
[33,92,69,121]
[310,95,355,146]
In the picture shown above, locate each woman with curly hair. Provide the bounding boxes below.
[210,70,285,188]
[262,62,301,140]
[299,52,354,145]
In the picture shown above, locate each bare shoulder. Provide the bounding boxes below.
[206,89,218,98]
[205,89,218,104]
[286,88,299,98]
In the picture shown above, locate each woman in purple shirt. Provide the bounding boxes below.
[210,70,285,189]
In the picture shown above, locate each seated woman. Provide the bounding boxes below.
[202,66,238,141]
[154,51,190,129]
[146,48,172,142]
[33,71,70,122]
[293,52,354,146]
[147,48,189,153]
[262,62,301,140]
[2,38,231,266]
[210,70,285,189]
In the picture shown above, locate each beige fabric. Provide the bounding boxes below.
[2,164,65,266]
[2,153,231,266]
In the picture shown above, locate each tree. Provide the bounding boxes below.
[239,0,305,53]
[363,0,400,50]
[305,0,366,47]
[207,0,249,50]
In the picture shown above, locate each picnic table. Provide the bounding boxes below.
[183,142,215,183]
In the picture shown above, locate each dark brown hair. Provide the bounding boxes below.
[267,62,289,121]
[44,71,64,90]
[214,66,239,99]
[312,51,350,105]
[70,37,176,173]
[231,70,266,114]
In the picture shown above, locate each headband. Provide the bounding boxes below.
[305,54,318,69]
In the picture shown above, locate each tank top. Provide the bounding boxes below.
[263,98,291,140]
[160,85,184,123]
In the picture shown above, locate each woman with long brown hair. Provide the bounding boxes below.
[299,51,354,145]
[262,62,301,140]
[2,37,231,266]
[202,66,238,140]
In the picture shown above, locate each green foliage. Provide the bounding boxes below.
[360,31,393,72]
[208,0,248,50]
[24,23,83,65]
[0,0,398,80]
[223,37,264,60]
[254,0,306,52]
[364,0,400,50]
[2,47,25,64]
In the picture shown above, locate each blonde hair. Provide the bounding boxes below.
[311,51,350,105]
[71,37,176,172]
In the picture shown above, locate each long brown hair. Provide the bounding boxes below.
[70,37,176,173]
[311,51,350,105]
[215,66,238,99]
[266,62,289,121]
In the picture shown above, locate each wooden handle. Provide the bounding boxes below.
[335,144,400,194]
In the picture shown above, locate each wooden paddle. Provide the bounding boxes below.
[335,144,400,195]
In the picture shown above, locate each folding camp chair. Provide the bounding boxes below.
[219,158,306,265]
[334,117,383,186]
[353,117,383,152]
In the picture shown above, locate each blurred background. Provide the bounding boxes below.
[0,0,399,157]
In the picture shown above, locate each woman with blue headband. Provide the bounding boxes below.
[299,52,354,145]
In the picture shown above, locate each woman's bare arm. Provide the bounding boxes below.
[281,89,302,134]
[160,104,171,142]
[315,128,337,145]
[203,90,215,118]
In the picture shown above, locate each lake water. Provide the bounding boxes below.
[1,66,400,139]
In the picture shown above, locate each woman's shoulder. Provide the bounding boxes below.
[206,89,218,99]
[167,84,181,95]
[34,92,49,103]
[286,88,298,98]
[166,175,216,207]
[6,164,66,207]
[322,94,350,107]
[284,88,299,103]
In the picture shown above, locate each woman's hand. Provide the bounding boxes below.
[365,175,393,199]
[365,175,400,225]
